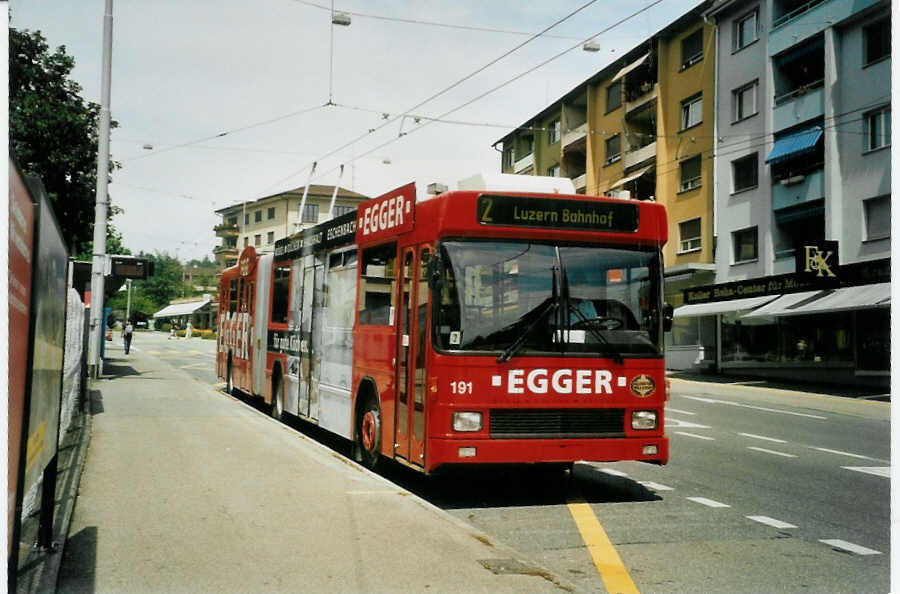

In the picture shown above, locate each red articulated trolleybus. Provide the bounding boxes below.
[217,180,673,473]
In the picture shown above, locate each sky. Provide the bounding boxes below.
[10,0,697,262]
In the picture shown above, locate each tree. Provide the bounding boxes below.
[10,28,123,255]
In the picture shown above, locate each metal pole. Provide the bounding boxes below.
[327,164,344,219]
[297,161,317,230]
[88,0,114,378]
[125,278,132,322]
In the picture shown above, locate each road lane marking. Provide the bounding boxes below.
[566,495,639,594]
[842,466,890,478]
[682,396,827,420]
[674,431,715,441]
[747,446,797,458]
[810,447,877,461]
[665,407,696,415]
[638,481,673,491]
[747,516,797,529]
[738,432,787,444]
[819,539,881,555]
[599,468,629,477]
[180,363,209,370]
[686,497,730,508]
[666,418,710,429]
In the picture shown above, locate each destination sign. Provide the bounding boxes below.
[476,195,639,232]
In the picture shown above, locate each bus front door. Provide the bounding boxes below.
[395,247,430,467]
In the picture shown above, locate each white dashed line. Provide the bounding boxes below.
[667,419,712,429]
[674,431,715,441]
[682,396,827,420]
[665,407,696,415]
[638,481,674,492]
[819,539,881,556]
[738,432,787,444]
[842,466,890,478]
[747,446,797,458]
[687,497,730,508]
[810,447,877,461]
[599,468,629,477]
[747,515,797,529]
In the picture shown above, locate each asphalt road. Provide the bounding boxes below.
[134,332,890,593]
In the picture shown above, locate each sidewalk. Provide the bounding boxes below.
[52,341,575,593]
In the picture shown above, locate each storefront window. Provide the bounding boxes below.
[721,313,778,362]
[856,309,890,371]
[722,311,855,364]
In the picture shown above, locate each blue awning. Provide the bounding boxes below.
[765,126,823,165]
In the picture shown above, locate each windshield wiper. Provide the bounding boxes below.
[497,267,559,363]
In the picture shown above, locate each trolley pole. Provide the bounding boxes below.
[88,0,114,377]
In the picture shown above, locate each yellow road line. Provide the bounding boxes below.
[567,493,639,594]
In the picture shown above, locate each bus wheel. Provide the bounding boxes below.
[354,399,381,470]
[271,374,284,421]
[226,355,234,395]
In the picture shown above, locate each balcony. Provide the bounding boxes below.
[624,141,656,170]
[571,173,587,192]
[562,123,587,153]
[772,168,824,211]
[770,0,881,55]
[214,223,239,238]
[773,82,824,132]
[626,83,657,115]
[514,152,534,174]
[213,244,239,257]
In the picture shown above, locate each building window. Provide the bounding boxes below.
[502,147,513,169]
[267,231,275,244]
[333,205,355,217]
[302,203,319,223]
[548,119,561,144]
[605,134,621,164]
[732,227,758,263]
[606,80,623,112]
[547,164,560,177]
[267,207,276,220]
[681,93,703,130]
[254,234,261,246]
[244,213,249,226]
[679,155,702,191]
[254,210,262,223]
[243,236,249,248]
[864,195,890,240]
[732,80,758,122]
[733,9,758,51]
[864,18,890,65]
[865,106,890,151]
[681,29,703,70]
[678,218,702,253]
[227,216,237,226]
[731,153,758,193]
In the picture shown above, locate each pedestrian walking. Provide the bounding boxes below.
[185,321,193,338]
[123,321,134,354]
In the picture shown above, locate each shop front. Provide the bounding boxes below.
[671,255,890,388]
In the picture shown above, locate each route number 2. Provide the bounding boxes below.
[450,380,473,395]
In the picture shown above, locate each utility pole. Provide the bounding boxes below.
[88,0,114,377]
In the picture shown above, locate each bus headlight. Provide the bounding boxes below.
[631,411,657,430]
[452,411,483,432]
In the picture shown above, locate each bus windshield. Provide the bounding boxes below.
[434,240,664,358]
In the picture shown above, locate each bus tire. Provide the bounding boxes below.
[226,354,234,395]
[354,397,381,470]
[271,371,284,421]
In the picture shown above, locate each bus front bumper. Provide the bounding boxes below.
[427,436,668,471]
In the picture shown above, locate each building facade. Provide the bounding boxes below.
[497,2,718,306]
[670,0,891,386]
[213,185,369,269]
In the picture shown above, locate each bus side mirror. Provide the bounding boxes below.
[663,303,674,332]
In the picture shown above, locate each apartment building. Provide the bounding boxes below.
[671,0,891,386]
[497,2,717,305]
[213,185,369,269]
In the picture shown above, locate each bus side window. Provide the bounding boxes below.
[271,265,291,324]
[229,279,238,314]
[358,243,396,325]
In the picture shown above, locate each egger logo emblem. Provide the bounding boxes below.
[630,374,655,397]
